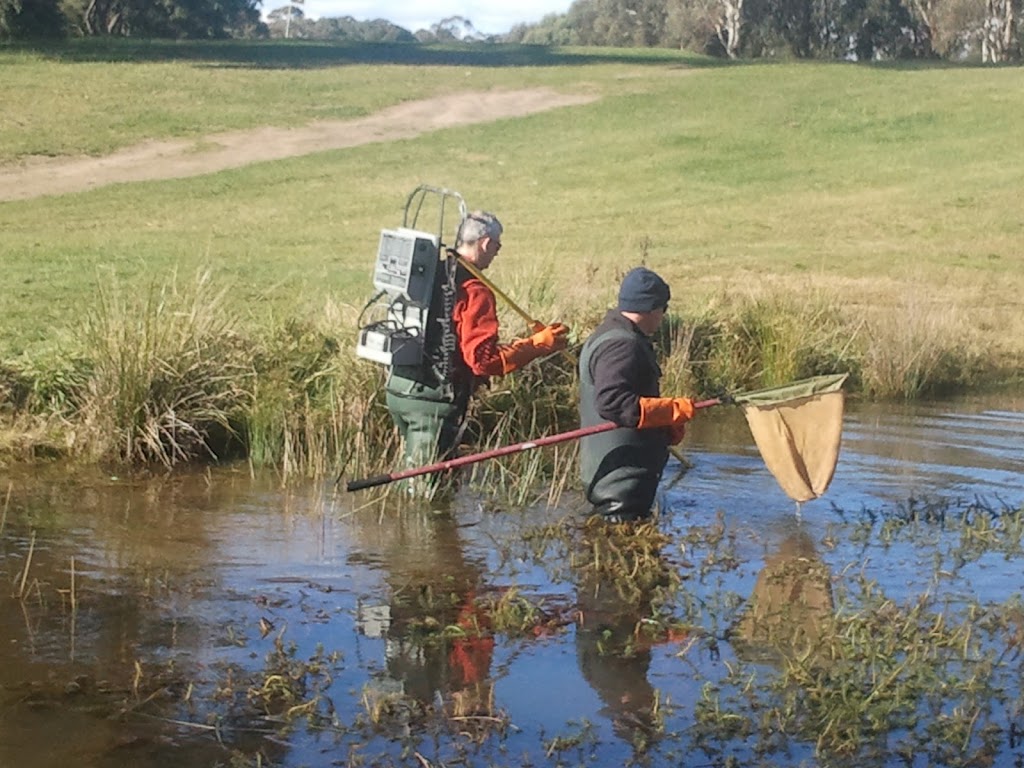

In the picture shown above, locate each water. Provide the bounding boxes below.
[1,394,1022,768]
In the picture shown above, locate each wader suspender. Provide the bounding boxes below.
[434,250,460,402]
[579,327,636,392]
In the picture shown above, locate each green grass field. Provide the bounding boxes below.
[2,39,1022,373]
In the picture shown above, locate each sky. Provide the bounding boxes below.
[287,1,576,35]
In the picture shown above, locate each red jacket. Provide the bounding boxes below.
[453,277,505,378]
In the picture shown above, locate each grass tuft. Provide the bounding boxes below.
[72,269,250,466]
[858,290,982,399]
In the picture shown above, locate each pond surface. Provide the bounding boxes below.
[1,393,1023,768]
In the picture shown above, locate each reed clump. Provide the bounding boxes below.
[246,311,395,480]
[655,285,998,401]
[658,289,856,398]
[858,292,984,399]
[467,347,579,505]
[0,352,88,462]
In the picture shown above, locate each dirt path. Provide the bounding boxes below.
[0,88,595,203]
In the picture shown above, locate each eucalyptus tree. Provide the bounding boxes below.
[559,0,669,45]
[1,0,65,37]
[58,0,262,37]
[506,13,581,43]
[981,0,1019,60]
[900,0,1019,59]
[665,0,744,56]
[507,0,1019,59]
[265,13,415,41]
[842,0,928,58]
[266,0,301,38]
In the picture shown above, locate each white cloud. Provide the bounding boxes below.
[290,0,574,35]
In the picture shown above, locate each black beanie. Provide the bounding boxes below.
[617,267,670,312]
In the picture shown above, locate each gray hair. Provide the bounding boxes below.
[457,210,503,246]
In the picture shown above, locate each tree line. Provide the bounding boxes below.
[2,0,1018,62]
[1,0,263,39]
[1,1,493,43]
[507,0,1021,61]
[261,9,489,43]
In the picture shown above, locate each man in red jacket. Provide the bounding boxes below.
[386,211,569,487]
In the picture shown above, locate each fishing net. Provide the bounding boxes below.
[736,373,849,503]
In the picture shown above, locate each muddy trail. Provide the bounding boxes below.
[0,88,595,202]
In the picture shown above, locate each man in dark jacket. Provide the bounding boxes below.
[578,267,694,522]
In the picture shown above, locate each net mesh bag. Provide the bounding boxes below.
[738,373,848,503]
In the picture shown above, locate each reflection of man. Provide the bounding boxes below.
[574,525,674,749]
[353,509,495,715]
[731,531,834,662]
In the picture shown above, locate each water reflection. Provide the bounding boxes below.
[574,524,680,750]
[0,468,271,768]
[351,506,496,718]
[730,529,834,664]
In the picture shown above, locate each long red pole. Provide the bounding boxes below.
[345,398,722,492]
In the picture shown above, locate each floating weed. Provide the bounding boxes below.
[693,679,755,745]
[679,511,742,578]
[772,584,998,759]
[360,684,422,727]
[478,587,545,637]
[245,637,340,727]
[359,670,509,747]
[219,751,280,768]
[515,515,578,583]
[843,498,1024,571]
[542,718,598,759]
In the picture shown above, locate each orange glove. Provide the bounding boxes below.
[528,320,545,334]
[498,323,570,374]
[530,323,569,354]
[637,397,695,430]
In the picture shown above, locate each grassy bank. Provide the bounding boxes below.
[0,268,1006,481]
[1,40,1022,476]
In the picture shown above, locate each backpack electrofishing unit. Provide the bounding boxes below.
[355,186,468,395]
